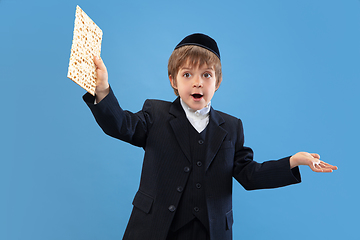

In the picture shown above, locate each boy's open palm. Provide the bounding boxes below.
[290,152,338,173]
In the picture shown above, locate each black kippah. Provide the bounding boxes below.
[174,33,220,60]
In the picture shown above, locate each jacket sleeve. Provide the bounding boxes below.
[83,87,152,148]
[232,119,301,190]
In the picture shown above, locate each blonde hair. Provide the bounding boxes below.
[168,45,222,96]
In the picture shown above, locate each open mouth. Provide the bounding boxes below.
[191,93,203,99]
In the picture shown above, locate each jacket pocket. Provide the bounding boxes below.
[225,209,233,230]
[132,191,154,214]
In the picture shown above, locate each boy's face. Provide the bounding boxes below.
[170,61,220,110]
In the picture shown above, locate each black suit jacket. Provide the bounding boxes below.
[83,88,301,240]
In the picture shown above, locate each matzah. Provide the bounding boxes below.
[67,5,103,95]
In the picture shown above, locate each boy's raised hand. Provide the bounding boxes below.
[94,56,109,103]
[290,152,338,172]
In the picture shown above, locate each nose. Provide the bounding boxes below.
[193,75,203,88]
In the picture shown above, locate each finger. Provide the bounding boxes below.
[319,161,338,170]
[310,153,320,159]
[314,162,337,173]
[318,167,334,173]
[325,165,338,170]
[94,56,106,70]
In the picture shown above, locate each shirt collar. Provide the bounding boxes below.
[180,98,211,118]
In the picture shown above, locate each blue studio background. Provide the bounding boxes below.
[1,0,359,239]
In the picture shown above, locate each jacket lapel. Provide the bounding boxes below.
[169,98,191,162]
[204,108,228,171]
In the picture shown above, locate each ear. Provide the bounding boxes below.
[169,75,177,89]
[215,77,222,91]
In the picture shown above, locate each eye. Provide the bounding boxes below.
[203,72,212,78]
[183,72,191,78]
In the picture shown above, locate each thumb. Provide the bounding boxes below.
[94,56,106,71]
[93,56,109,91]
[310,153,320,159]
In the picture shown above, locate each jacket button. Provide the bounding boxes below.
[184,167,190,173]
[194,207,200,212]
[196,183,202,189]
[168,205,176,212]
[196,161,202,167]
[177,186,183,192]
[198,139,204,144]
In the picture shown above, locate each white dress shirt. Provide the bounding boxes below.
[180,98,211,133]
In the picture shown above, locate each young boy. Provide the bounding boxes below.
[83,33,337,240]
